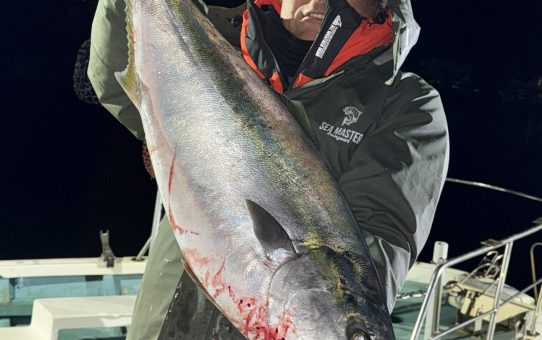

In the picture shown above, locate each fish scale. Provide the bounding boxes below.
[117,0,395,338]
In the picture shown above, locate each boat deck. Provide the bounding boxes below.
[1,228,541,340]
[392,281,521,340]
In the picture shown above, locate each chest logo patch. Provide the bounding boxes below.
[318,106,365,144]
[342,106,362,126]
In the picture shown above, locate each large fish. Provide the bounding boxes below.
[117,0,395,339]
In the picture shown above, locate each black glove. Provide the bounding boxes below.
[142,141,155,180]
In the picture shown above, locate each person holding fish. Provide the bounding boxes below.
[88,0,449,338]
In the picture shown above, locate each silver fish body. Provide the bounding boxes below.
[118,0,395,339]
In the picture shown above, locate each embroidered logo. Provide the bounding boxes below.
[316,15,342,59]
[341,106,363,126]
[318,106,364,144]
[318,122,364,144]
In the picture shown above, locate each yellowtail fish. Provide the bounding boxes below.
[117,0,394,338]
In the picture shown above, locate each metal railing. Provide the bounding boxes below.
[531,242,542,300]
[445,178,542,203]
[410,219,542,340]
[529,242,542,337]
[134,189,163,261]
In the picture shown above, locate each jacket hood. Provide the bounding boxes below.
[388,0,420,75]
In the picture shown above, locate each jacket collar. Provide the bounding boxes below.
[241,0,395,92]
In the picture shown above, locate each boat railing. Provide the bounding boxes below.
[531,242,542,300]
[530,242,542,337]
[134,189,163,262]
[410,217,542,340]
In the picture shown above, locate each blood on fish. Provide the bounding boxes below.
[183,248,210,266]
[166,154,199,236]
[168,206,186,235]
[168,207,200,236]
[182,246,294,338]
[204,263,294,339]
[236,302,293,340]
[211,261,228,299]
[168,153,176,195]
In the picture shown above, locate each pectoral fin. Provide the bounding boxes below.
[246,199,296,255]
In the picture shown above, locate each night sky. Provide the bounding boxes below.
[1,1,541,289]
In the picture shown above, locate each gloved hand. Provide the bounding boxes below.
[73,39,100,105]
[142,141,155,179]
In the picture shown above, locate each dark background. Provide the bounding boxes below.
[1,1,541,289]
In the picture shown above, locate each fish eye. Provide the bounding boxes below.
[350,332,369,340]
[346,323,371,340]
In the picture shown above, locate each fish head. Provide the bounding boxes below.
[246,200,394,339]
[266,246,395,340]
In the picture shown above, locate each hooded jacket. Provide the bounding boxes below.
[88,0,448,336]
[240,0,449,311]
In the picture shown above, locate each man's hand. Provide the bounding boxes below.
[142,141,155,179]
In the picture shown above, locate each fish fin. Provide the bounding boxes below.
[114,0,140,109]
[246,199,296,255]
